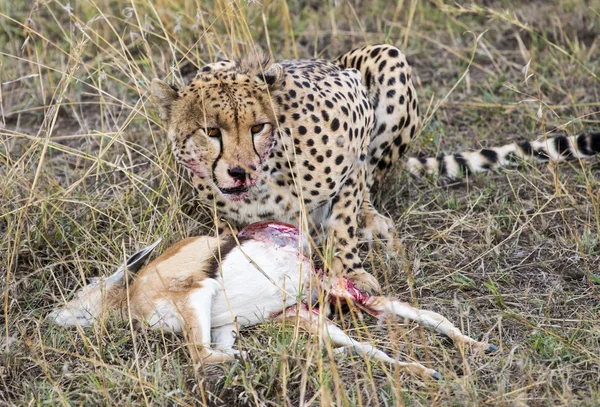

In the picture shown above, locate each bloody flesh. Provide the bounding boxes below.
[239,221,377,316]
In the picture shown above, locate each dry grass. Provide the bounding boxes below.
[1,0,600,405]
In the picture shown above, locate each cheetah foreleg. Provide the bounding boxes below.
[325,170,381,294]
[358,199,396,250]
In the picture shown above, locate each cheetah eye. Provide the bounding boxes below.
[250,123,266,134]
[206,127,221,137]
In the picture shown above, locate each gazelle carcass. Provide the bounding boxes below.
[48,221,496,379]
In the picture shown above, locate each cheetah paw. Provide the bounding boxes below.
[359,213,395,249]
[347,269,381,294]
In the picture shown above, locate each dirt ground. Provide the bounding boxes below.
[1,0,599,405]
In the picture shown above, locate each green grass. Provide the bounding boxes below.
[1,0,600,405]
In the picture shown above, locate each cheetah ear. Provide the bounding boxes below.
[151,78,179,121]
[256,63,283,89]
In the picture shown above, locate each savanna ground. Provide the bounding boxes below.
[1,0,600,405]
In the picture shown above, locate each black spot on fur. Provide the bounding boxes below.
[257,73,278,86]
[519,141,532,156]
[398,143,408,157]
[588,132,600,153]
[436,156,446,176]
[364,71,372,88]
[576,133,593,156]
[555,136,572,158]
[454,154,471,176]
[480,149,499,166]
[331,118,340,132]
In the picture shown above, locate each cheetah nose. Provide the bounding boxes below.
[228,166,248,182]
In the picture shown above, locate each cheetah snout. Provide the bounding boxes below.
[215,163,260,200]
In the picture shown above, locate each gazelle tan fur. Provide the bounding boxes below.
[49,222,495,379]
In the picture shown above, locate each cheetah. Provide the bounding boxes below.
[151,44,600,292]
[151,45,419,293]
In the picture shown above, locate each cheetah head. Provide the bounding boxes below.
[151,57,283,201]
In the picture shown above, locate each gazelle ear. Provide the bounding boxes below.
[150,79,179,121]
[256,63,283,89]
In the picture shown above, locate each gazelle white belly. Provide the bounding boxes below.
[210,240,311,328]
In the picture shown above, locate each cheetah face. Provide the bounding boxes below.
[151,63,282,201]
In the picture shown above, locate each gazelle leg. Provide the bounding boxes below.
[364,297,497,353]
[212,324,240,356]
[275,305,439,379]
[183,283,235,365]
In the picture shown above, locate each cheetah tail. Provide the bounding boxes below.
[406,132,600,179]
